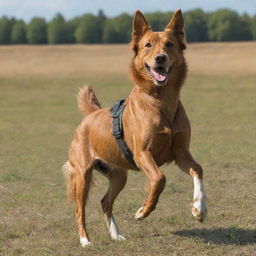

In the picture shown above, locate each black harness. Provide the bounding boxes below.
[110,100,137,167]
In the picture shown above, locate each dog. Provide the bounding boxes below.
[63,9,207,247]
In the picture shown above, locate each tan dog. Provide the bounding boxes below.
[63,9,207,246]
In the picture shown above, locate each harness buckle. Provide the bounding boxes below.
[113,129,122,139]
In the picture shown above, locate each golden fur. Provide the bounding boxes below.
[64,9,207,244]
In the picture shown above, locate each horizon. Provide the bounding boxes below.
[0,0,256,22]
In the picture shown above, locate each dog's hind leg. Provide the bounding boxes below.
[75,167,93,246]
[65,162,93,246]
[96,162,127,241]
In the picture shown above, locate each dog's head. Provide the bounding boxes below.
[130,10,187,88]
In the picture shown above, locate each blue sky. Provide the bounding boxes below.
[0,0,256,22]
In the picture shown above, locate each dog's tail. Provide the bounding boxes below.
[62,161,93,202]
[77,85,101,115]
[62,161,76,202]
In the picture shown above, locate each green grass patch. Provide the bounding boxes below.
[0,73,255,255]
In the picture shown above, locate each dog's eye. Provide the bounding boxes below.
[165,41,174,48]
[145,42,152,48]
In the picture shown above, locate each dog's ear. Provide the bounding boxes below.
[165,9,186,50]
[131,10,151,53]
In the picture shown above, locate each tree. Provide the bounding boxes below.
[66,17,81,43]
[0,16,13,44]
[252,15,256,40]
[102,13,132,43]
[48,13,69,44]
[75,14,102,43]
[27,17,47,44]
[240,13,253,40]
[113,13,132,42]
[102,19,119,43]
[98,9,106,42]
[145,11,173,31]
[208,9,252,41]
[11,20,27,44]
[0,9,255,45]
[184,9,209,42]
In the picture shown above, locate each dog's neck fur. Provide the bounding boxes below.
[129,57,187,121]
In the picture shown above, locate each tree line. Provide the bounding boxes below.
[0,8,256,44]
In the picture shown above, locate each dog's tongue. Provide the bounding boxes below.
[150,67,167,82]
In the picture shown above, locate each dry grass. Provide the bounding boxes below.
[0,43,255,256]
[0,42,256,78]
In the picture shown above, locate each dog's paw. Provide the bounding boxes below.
[135,206,145,220]
[112,234,126,241]
[80,237,92,247]
[192,207,207,222]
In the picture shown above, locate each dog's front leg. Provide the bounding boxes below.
[133,151,166,220]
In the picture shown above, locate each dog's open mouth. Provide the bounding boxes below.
[145,63,173,85]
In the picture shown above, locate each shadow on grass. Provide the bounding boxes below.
[173,227,256,245]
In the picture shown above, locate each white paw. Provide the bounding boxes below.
[135,206,144,220]
[80,237,92,247]
[112,234,126,241]
[192,198,207,222]
[107,216,126,241]
[192,176,207,222]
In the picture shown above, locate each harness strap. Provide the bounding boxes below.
[110,100,137,167]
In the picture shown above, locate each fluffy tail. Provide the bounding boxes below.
[63,161,94,202]
[62,161,94,202]
[77,85,101,115]
[62,161,77,202]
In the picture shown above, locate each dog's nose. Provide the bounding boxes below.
[155,54,167,64]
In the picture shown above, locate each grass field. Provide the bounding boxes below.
[0,42,256,256]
